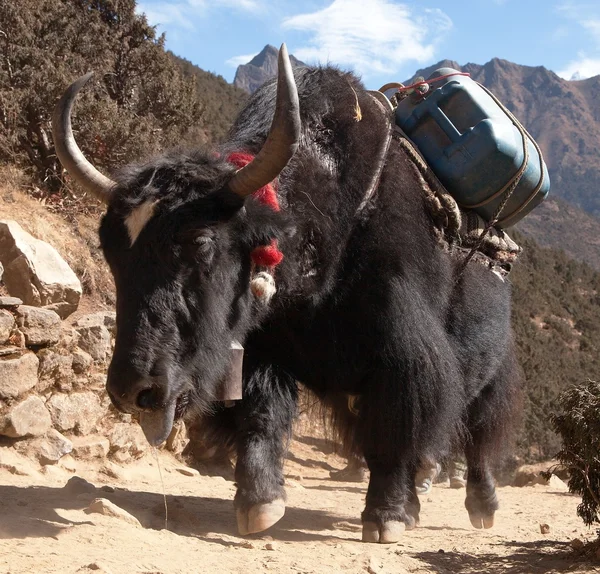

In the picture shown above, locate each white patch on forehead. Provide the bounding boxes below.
[125,199,159,246]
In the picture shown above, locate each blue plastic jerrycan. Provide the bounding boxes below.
[394,68,550,228]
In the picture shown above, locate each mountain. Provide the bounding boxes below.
[233,45,305,94]
[409,59,600,218]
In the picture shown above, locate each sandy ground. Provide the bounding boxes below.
[0,434,598,574]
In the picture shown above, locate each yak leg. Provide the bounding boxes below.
[233,364,297,536]
[361,457,415,543]
[464,371,516,529]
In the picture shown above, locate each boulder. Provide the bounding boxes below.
[35,429,73,464]
[0,309,15,343]
[15,305,61,347]
[84,498,141,527]
[0,296,22,307]
[37,349,74,392]
[108,423,147,458]
[0,351,39,399]
[0,220,81,316]
[71,436,110,459]
[75,312,117,335]
[0,395,52,437]
[71,348,93,374]
[46,392,104,434]
[75,321,111,362]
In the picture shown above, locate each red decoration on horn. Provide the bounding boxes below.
[227,152,284,268]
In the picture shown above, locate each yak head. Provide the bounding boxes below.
[52,45,300,445]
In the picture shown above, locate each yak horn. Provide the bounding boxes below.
[228,43,301,197]
[52,72,115,203]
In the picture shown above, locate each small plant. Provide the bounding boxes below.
[545,380,600,526]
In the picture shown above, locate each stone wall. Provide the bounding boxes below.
[0,297,184,468]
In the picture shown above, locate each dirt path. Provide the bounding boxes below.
[0,435,597,574]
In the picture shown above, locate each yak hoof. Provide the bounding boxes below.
[362,520,405,543]
[237,499,285,536]
[469,512,495,530]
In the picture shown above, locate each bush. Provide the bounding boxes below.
[547,380,600,526]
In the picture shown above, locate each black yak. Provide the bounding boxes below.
[52,45,519,543]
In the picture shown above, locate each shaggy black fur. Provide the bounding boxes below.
[99,65,520,532]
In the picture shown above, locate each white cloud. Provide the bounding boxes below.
[557,56,600,80]
[281,0,451,79]
[581,19,600,44]
[226,53,259,67]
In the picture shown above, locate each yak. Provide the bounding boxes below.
[52,45,519,544]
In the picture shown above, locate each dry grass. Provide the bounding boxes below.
[0,166,114,315]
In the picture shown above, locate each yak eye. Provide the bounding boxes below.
[194,235,212,252]
[175,230,215,264]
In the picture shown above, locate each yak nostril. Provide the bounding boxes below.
[136,388,160,410]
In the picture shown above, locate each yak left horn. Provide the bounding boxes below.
[228,43,301,197]
[52,72,116,203]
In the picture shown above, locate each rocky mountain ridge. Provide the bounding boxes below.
[233,44,305,94]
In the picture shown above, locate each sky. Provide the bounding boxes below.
[137,0,600,89]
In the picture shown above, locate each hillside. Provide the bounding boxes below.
[510,232,600,458]
[411,59,600,217]
[516,199,600,271]
[170,52,247,142]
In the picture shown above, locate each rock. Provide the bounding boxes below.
[99,461,126,480]
[46,392,104,434]
[0,220,81,315]
[571,538,585,551]
[64,475,96,494]
[264,541,277,551]
[547,474,569,491]
[37,349,74,392]
[0,351,39,399]
[36,430,73,464]
[75,323,111,362]
[0,309,15,343]
[540,523,550,534]
[75,312,117,335]
[514,463,552,487]
[76,562,114,574]
[84,498,142,527]
[0,346,20,357]
[58,454,77,473]
[108,423,147,458]
[165,419,187,454]
[241,541,256,549]
[175,466,200,477]
[58,326,80,351]
[0,296,22,307]
[71,348,93,374]
[0,395,52,437]
[43,302,76,320]
[71,435,110,459]
[15,305,61,347]
[9,328,26,348]
[88,373,107,391]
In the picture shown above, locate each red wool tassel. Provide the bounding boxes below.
[251,241,284,267]
[227,152,284,268]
